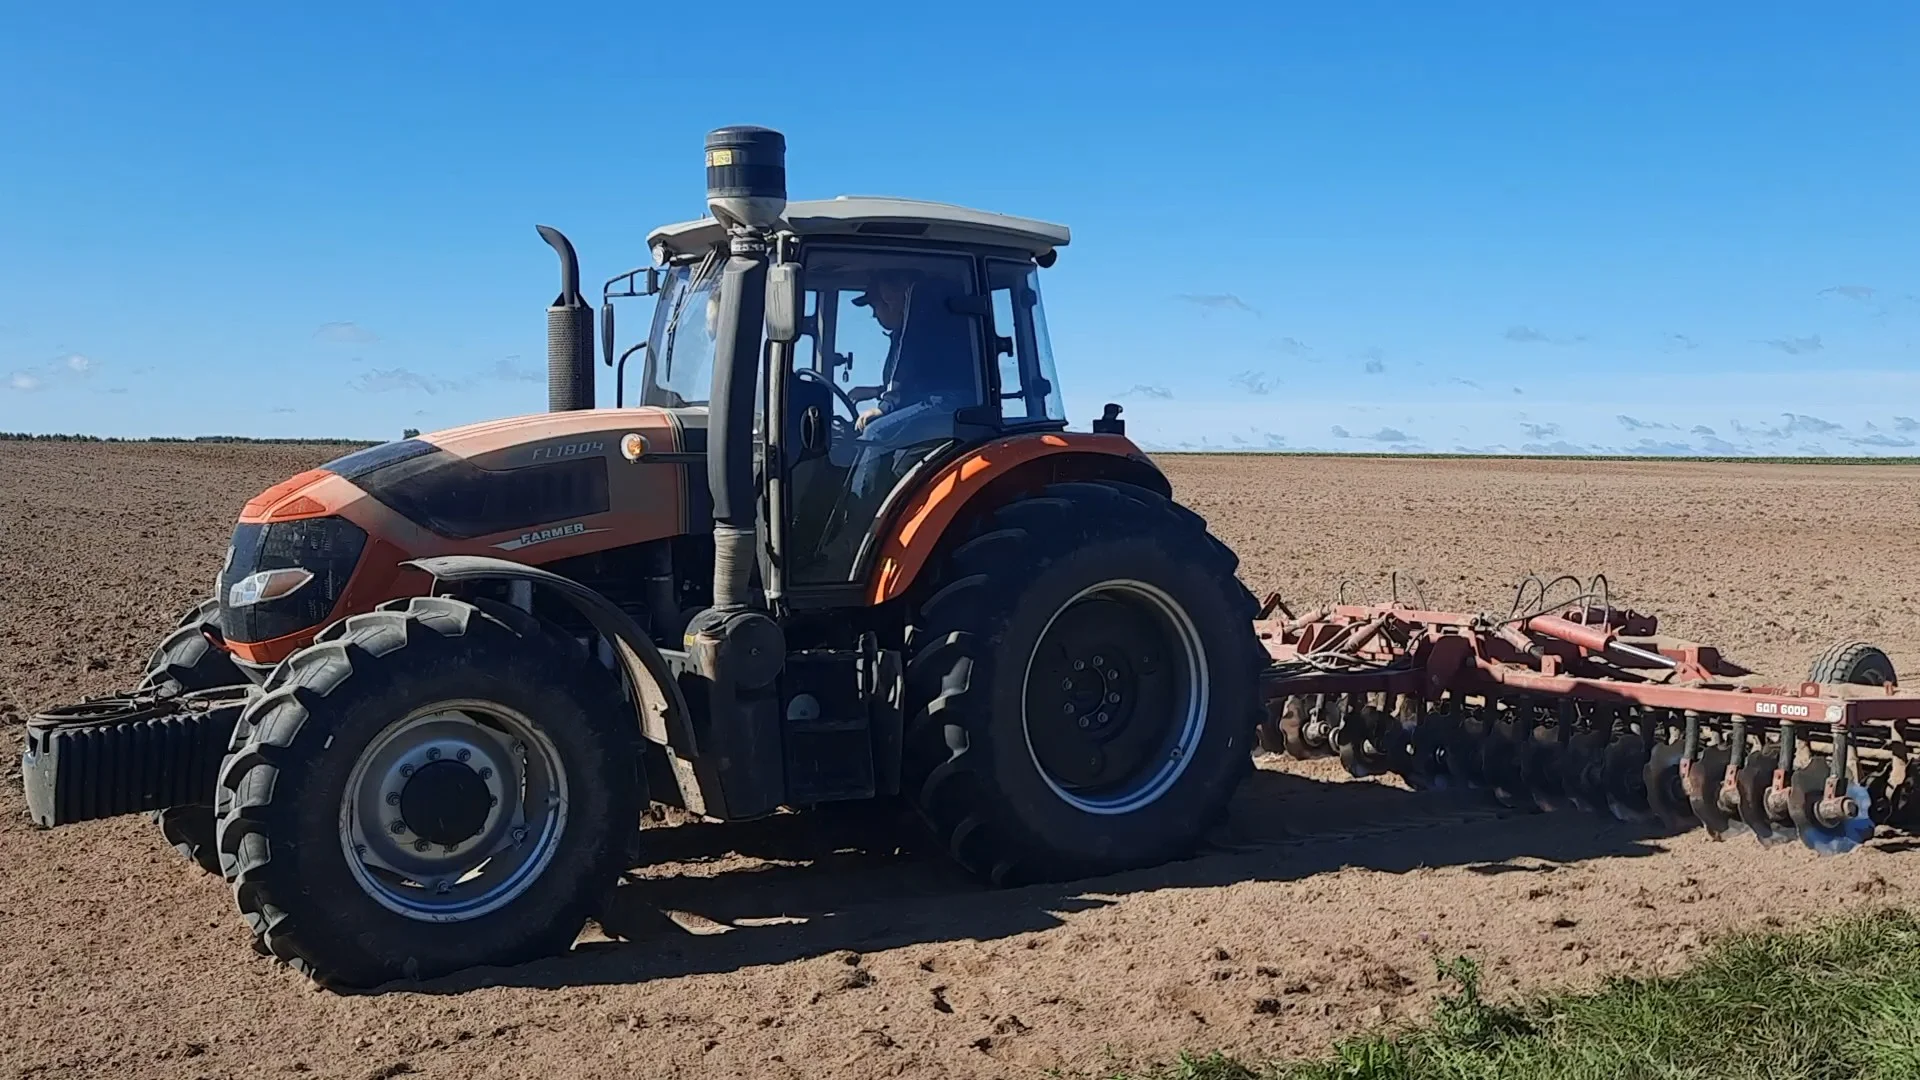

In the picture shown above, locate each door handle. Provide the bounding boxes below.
[800,405,824,453]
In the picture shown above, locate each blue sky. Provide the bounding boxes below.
[2,3,1916,454]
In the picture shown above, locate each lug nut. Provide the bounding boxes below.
[399,764,415,778]
[488,795,499,807]
[1061,678,1074,691]
[1073,660,1086,672]
[1077,716,1091,729]
[414,839,430,852]
[426,747,441,761]
[456,748,471,763]
[435,879,452,894]
[1105,668,1118,681]
[385,792,400,806]
[1096,711,1109,724]
[1062,703,1075,716]
[510,826,528,844]
[1092,655,1104,668]
[478,767,493,781]
[442,844,457,854]
[1107,693,1120,704]
[511,741,527,756]
[389,820,407,834]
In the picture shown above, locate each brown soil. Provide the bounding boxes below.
[3,444,1919,1080]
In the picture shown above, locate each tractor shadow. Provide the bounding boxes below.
[409,759,1679,995]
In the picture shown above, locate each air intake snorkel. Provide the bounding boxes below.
[700,125,786,611]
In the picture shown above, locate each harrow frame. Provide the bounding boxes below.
[1251,575,1916,853]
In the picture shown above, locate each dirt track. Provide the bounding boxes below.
[4,443,1920,1079]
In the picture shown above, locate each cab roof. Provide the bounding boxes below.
[647,196,1071,262]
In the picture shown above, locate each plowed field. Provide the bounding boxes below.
[4,442,1919,1079]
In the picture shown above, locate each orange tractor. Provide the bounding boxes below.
[24,127,1264,988]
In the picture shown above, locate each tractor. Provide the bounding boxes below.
[23,126,1263,989]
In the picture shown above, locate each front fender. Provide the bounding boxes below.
[402,554,710,814]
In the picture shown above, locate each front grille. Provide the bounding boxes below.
[217,515,368,643]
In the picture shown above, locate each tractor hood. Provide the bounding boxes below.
[214,406,710,665]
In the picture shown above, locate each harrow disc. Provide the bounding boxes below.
[1402,702,1459,791]
[1682,745,1742,839]
[1786,756,1874,856]
[1479,712,1531,809]
[1277,695,1323,760]
[1733,750,1791,846]
[1335,702,1408,779]
[1603,735,1654,822]
[1562,729,1612,815]
[1518,734,1569,813]
[1444,710,1488,790]
[1643,741,1695,832]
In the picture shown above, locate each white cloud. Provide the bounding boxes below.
[315,321,380,344]
[8,372,44,392]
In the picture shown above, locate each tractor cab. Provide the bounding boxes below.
[619,195,1078,594]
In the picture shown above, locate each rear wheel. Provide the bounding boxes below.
[141,597,245,874]
[215,596,643,988]
[901,480,1262,885]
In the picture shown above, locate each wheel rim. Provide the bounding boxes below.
[1021,579,1208,815]
[340,699,568,922]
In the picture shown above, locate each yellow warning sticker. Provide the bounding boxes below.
[706,149,734,167]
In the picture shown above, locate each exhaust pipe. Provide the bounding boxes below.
[536,225,594,412]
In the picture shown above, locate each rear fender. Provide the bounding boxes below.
[403,555,711,815]
[866,433,1166,605]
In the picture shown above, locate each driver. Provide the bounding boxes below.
[848,270,978,441]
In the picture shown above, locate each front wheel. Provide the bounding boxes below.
[141,597,247,874]
[902,480,1263,885]
[215,596,643,988]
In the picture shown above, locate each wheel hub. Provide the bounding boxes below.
[340,702,568,922]
[1022,580,1208,815]
[399,760,492,846]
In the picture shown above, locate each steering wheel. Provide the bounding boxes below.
[793,367,860,417]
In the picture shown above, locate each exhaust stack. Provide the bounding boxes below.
[536,225,594,412]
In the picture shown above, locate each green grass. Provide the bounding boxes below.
[1105,908,1920,1080]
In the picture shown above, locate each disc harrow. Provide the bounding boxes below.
[1254,575,1913,856]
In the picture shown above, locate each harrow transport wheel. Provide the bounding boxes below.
[215,596,643,989]
[1806,641,1897,688]
[902,480,1262,886]
[140,597,246,873]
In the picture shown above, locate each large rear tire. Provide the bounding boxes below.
[214,596,644,989]
[901,479,1262,886]
[141,597,246,874]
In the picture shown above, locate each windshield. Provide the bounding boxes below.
[640,254,723,408]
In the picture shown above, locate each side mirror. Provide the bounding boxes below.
[766,262,804,343]
[600,302,616,366]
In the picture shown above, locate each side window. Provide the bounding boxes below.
[986,260,1066,424]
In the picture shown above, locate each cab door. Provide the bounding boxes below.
[780,246,990,594]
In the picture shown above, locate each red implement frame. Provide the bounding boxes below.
[1254,595,1915,726]
[1251,594,1920,816]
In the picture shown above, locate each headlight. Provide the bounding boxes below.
[227,567,315,609]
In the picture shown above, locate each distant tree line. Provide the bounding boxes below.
[0,432,372,445]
